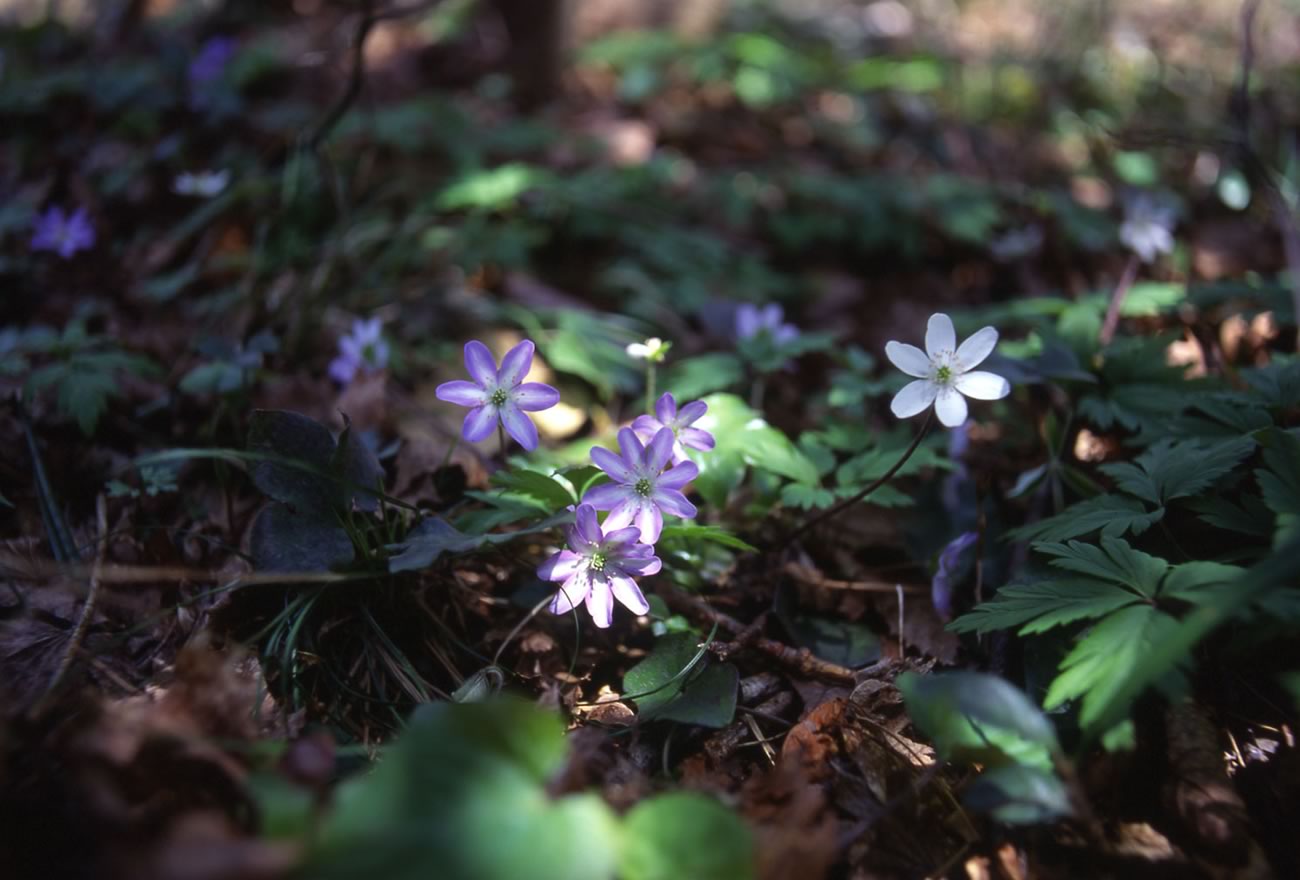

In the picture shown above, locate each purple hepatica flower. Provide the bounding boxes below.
[435,340,560,452]
[931,531,978,621]
[539,504,661,628]
[30,206,95,259]
[585,426,698,544]
[632,392,715,465]
[735,303,798,346]
[329,317,389,386]
[189,36,237,87]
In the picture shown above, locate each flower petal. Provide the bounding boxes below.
[463,340,497,387]
[657,460,698,490]
[735,304,759,339]
[462,405,498,442]
[591,446,636,484]
[585,578,614,628]
[885,342,932,378]
[631,415,664,444]
[654,392,677,425]
[890,380,938,419]
[603,526,643,546]
[635,503,664,544]
[574,504,604,545]
[925,313,956,358]
[955,326,998,370]
[583,482,632,510]
[675,400,707,426]
[618,552,662,576]
[602,497,640,531]
[329,356,358,385]
[497,339,535,388]
[609,575,650,616]
[436,380,488,407]
[512,382,560,411]
[499,403,539,451]
[539,549,581,582]
[677,427,714,452]
[955,370,1010,400]
[617,427,645,470]
[653,488,697,519]
[550,572,590,616]
[934,387,969,428]
[645,428,675,474]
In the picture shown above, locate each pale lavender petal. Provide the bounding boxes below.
[583,483,633,510]
[339,336,363,361]
[591,446,636,484]
[618,554,662,576]
[631,415,664,444]
[890,380,938,419]
[677,427,714,452]
[774,324,798,346]
[566,523,597,555]
[955,370,1010,400]
[654,392,677,425]
[760,303,783,329]
[603,526,643,546]
[603,497,640,531]
[461,404,498,442]
[436,380,488,407]
[609,575,650,616]
[539,549,581,582]
[464,341,498,387]
[653,489,697,519]
[657,460,699,489]
[934,387,969,428]
[885,342,932,378]
[954,326,998,370]
[645,427,675,474]
[585,578,614,628]
[574,504,604,545]
[329,356,358,385]
[925,313,956,358]
[497,339,535,388]
[617,427,645,470]
[675,400,707,426]
[550,572,590,616]
[735,304,759,339]
[499,402,539,451]
[635,503,664,544]
[512,382,559,411]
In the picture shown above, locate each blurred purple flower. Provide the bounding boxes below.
[631,392,715,465]
[329,317,389,386]
[931,531,978,621]
[539,503,661,628]
[735,303,798,345]
[189,36,237,87]
[435,340,559,451]
[30,206,95,259]
[584,426,698,544]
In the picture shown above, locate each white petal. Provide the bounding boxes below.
[934,387,969,428]
[890,380,938,419]
[954,326,998,369]
[586,578,614,628]
[925,313,956,357]
[955,370,1010,400]
[885,341,932,378]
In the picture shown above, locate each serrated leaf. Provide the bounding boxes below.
[623,632,738,728]
[1099,436,1255,505]
[1189,493,1274,538]
[948,579,1142,635]
[1159,561,1243,602]
[1034,537,1168,597]
[1009,495,1163,543]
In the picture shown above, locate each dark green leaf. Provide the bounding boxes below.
[1034,537,1168,598]
[387,512,570,572]
[250,504,354,573]
[623,632,738,728]
[1099,436,1255,506]
[963,765,1073,825]
[619,793,755,880]
[1008,495,1163,543]
[948,579,1142,636]
[658,524,757,552]
[248,410,339,517]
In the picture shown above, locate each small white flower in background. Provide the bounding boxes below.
[885,313,1010,428]
[173,169,230,198]
[626,337,671,363]
[1119,191,1177,263]
[989,225,1043,263]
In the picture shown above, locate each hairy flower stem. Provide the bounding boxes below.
[498,422,508,459]
[777,410,933,550]
[646,364,656,415]
[1099,254,1140,347]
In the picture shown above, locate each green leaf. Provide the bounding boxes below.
[388,513,570,572]
[310,699,620,880]
[948,579,1142,636]
[249,504,354,573]
[1008,495,1164,543]
[898,671,1057,771]
[1159,561,1243,603]
[1256,429,1300,547]
[1189,493,1274,539]
[662,353,744,400]
[1044,604,1182,731]
[657,524,757,552]
[620,793,755,880]
[774,587,879,666]
[1099,436,1256,506]
[332,419,385,512]
[1034,537,1168,598]
[489,467,577,514]
[247,410,340,518]
[962,765,1073,825]
[623,632,738,728]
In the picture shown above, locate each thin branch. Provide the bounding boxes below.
[307,0,379,151]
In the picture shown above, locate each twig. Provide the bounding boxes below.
[777,410,933,549]
[1099,254,1140,347]
[30,494,109,718]
[782,562,924,594]
[895,583,906,658]
[307,0,378,151]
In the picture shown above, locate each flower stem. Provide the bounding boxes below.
[646,363,656,414]
[498,421,508,459]
[777,410,933,549]
[1099,254,1140,347]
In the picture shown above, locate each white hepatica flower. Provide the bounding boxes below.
[885,313,1010,428]
[626,336,671,362]
[173,169,231,198]
[1119,193,1176,263]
